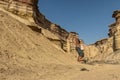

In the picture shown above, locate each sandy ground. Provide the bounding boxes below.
[1,62,120,80]
[72,64,120,80]
[35,63,120,80]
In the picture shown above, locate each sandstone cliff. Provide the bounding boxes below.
[1,0,69,50]
[86,10,120,64]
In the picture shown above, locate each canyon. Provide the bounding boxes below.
[0,0,120,80]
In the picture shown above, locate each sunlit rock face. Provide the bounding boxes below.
[112,10,120,51]
[0,0,69,51]
[108,10,120,51]
[0,0,37,24]
[86,10,120,60]
[0,0,33,17]
[84,38,113,60]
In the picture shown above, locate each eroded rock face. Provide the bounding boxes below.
[66,32,78,53]
[86,10,120,60]
[0,0,33,17]
[0,0,69,51]
[109,10,120,51]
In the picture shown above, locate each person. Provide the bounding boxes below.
[74,35,85,62]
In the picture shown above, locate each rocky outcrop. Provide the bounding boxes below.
[86,10,120,61]
[0,0,69,51]
[112,10,120,51]
[84,37,113,60]
[108,10,120,51]
[0,0,68,37]
[66,10,120,59]
[0,0,36,25]
[66,32,78,53]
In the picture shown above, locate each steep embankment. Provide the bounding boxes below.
[0,10,78,80]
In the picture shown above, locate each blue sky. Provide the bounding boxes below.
[38,0,120,44]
